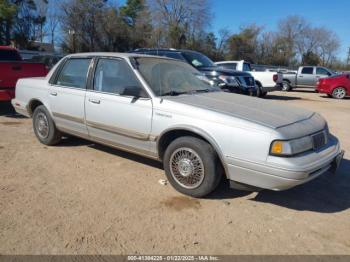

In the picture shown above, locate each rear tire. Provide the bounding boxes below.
[163,136,222,198]
[33,105,62,145]
[332,87,346,99]
[260,91,267,97]
[282,81,291,91]
[256,82,266,98]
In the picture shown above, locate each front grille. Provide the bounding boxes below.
[312,131,327,150]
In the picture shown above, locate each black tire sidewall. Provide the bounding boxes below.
[33,105,61,145]
[163,136,221,198]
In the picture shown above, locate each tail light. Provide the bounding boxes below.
[273,74,278,82]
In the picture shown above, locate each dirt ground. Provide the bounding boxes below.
[0,89,350,255]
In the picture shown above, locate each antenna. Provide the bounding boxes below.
[347,47,350,65]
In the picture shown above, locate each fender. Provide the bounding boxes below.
[157,124,229,177]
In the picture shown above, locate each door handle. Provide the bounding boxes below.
[89,98,100,104]
[299,75,303,78]
[50,92,57,96]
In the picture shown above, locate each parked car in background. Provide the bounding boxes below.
[12,52,343,197]
[317,74,350,99]
[133,48,256,96]
[215,60,283,97]
[0,46,48,101]
[30,54,63,70]
[282,66,337,91]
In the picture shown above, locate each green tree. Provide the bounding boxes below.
[302,51,321,66]
[0,0,17,45]
[227,24,261,62]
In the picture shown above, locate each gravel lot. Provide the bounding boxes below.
[0,89,349,255]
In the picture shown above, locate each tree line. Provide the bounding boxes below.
[1,0,349,69]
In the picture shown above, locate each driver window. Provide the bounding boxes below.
[93,58,141,95]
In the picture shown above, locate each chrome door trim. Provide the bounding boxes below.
[90,136,159,160]
[57,127,159,160]
[86,120,151,141]
[52,112,85,124]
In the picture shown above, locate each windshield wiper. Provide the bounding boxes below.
[160,90,188,96]
[189,89,214,94]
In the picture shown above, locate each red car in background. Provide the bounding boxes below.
[317,74,350,99]
[0,46,48,101]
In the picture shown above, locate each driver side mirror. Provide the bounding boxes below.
[122,86,148,98]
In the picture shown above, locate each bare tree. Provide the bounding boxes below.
[45,0,60,48]
[149,0,211,48]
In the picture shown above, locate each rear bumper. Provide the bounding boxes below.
[11,98,30,117]
[261,83,283,93]
[0,89,15,101]
[225,136,342,191]
[317,86,331,94]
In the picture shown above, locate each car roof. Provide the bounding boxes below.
[133,48,203,54]
[65,52,184,63]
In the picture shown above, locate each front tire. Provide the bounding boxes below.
[163,136,222,198]
[332,87,346,99]
[33,105,62,145]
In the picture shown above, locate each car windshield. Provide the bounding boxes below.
[135,57,219,96]
[181,51,215,68]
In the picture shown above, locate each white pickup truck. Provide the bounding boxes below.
[215,60,283,97]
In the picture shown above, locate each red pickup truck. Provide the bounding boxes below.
[0,46,48,101]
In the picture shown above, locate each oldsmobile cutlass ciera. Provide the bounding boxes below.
[12,53,344,197]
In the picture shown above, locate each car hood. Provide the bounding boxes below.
[199,66,252,77]
[165,92,315,129]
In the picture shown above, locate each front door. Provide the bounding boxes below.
[298,67,315,87]
[85,57,154,156]
[49,57,92,137]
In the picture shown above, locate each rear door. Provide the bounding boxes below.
[85,57,154,156]
[49,57,92,137]
[297,67,315,87]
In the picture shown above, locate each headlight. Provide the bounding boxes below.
[270,136,313,156]
[218,75,239,86]
[195,74,215,86]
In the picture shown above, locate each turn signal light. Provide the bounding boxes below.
[271,141,283,154]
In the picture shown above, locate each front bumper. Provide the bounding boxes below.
[221,84,255,96]
[225,136,343,191]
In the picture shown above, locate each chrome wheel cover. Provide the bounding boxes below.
[35,112,49,139]
[169,147,205,189]
[333,88,346,99]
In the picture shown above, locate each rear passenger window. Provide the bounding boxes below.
[93,58,141,95]
[55,58,91,88]
[301,67,313,74]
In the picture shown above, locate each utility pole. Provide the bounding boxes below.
[347,47,350,65]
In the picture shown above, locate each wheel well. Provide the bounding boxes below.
[283,79,291,83]
[28,99,43,116]
[157,129,226,176]
[255,80,262,87]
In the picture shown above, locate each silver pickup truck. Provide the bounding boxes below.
[282,66,336,91]
[12,53,344,197]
